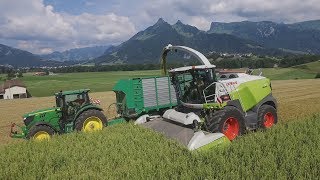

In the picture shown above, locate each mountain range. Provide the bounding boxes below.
[0,44,66,67]
[92,18,287,64]
[208,20,320,54]
[40,45,111,62]
[1,18,320,67]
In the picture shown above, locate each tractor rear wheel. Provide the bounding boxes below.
[205,106,245,141]
[27,125,55,141]
[258,105,277,129]
[75,109,107,132]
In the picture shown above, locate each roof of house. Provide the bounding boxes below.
[0,79,26,93]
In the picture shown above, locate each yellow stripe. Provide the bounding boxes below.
[30,108,60,116]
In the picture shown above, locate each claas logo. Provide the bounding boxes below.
[226,81,238,86]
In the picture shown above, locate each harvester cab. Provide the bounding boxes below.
[10,89,107,140]
[136,44,278,150]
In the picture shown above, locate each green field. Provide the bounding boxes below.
[21,71,160,97]
[0,114,319,179]
[15,62,319,97]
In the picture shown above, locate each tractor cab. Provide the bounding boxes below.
[55,89,91,121]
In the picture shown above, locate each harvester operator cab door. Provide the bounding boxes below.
[172,68,216,104]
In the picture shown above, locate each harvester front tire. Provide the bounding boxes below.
[258,105,277,129]
[75,109,107,132]
[27,125,55,141]
[206,106,245,141]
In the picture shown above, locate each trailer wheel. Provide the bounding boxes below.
[75,109,107,132]
[206,106,245,141]
[258,105,277,129]
[27,125,55,141]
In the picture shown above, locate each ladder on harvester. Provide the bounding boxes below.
[202,82,246,115]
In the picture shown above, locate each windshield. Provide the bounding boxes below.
[171,68,216,104]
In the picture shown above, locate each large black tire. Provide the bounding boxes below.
[26,125,55,140]
[258,105,277,129]
[205,106,246,141]
[75,109,107,132]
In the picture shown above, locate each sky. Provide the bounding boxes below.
[0,0,319,54]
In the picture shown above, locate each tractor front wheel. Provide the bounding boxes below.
[27,125,55,141]
[206,106,245,141]
[75,109,107,132]
[258,105,277,129]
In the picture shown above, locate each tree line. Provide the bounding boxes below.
[1,54,319,76]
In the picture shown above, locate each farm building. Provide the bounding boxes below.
[0,79,30,100]
[33,72,47,76]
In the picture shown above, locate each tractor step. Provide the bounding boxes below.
[140,117,230,150]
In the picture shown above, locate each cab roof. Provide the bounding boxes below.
[54,89,90,96]
[169,65,216,73]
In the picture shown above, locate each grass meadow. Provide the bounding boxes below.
[13,61,320,97]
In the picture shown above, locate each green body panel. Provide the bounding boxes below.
[108,118,126,126]
[203,102,227,109]
[25,107,62,132]
[197,136,230,151]
[23,107,59,118]
[113,76,177,118]
[229,78,272,111]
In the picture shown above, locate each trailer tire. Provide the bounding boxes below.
[27,125,55,141]
[258,105,277,129]
[75,109,107,132]
[205,106,245,141]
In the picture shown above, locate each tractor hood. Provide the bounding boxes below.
[23,107,60,118]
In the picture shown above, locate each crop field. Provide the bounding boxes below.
[0,79,319,145]
[0,76,319,178]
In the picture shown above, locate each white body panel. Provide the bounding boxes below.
[217,74,266,94]
[163,109,200,125]
[164,44,213,66]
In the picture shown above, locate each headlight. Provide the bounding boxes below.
[23,116,34,126]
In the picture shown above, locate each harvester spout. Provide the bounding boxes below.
[160,44,212,75]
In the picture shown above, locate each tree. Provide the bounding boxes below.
[17,71,23,78]
[7,70,15,80]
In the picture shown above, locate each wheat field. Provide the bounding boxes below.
[0,79,319,146]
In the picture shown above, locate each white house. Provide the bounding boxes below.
[0,79,30,99]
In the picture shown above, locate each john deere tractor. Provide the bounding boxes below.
[10,89,107,140]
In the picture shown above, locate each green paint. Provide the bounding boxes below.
[229,78,272,111]
[113,76,177,118]
[108,118,126,126]
[203,102,227,109]
[196,136,230,151]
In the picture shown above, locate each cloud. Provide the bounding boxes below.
[0,0,136,54]
[1,0,320,54]
[126,0,320,30]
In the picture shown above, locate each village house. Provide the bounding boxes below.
[0,79,30,99]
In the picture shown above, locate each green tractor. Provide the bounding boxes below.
[10,89,107,140]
